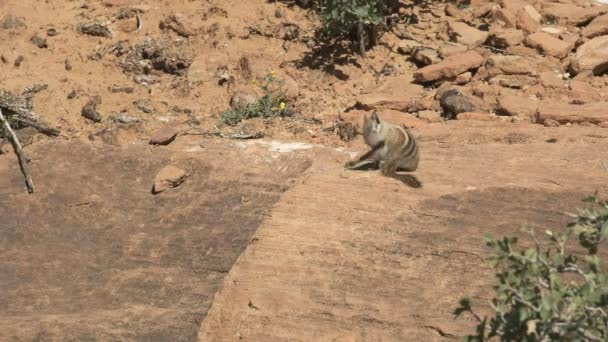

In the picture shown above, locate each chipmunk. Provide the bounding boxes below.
[345,111,421,188]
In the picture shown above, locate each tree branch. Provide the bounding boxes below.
[0,108,34,193]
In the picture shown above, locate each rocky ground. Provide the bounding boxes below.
[1,0,608,341]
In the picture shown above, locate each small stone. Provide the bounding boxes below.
[543,118,560,127]
[79,22,112,37]
[542,3,601,26]
[490,7,517,28]
[30,35,48,48]
[516,8,540,34]
[487,28,525,49]
[417,110,442,123]
[153,165,187,194]
[414,50,485,82]
[582,13,608,39]
[64,58,72,71]
[81,96,102,122]
[437,43,468,58]
[1,14,26,30]
[229,88,262,109]
[46,28,58,36]
[456,112,498,121]
[149,126,178,145]
[110,85,134,93]
[525,32,573,59]
[569,36,608,76]
[67,90,77,99]
[439,89,476,120]
[412,48,441,65]
[159,14,195,37]
[14,55,24,67]
[447,20,488,46]
[537,71,563,88]
[397,39,423,55]
[445,3,465,19]
[452,71,473,85]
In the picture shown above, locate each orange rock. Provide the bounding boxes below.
[414,50,485,82]
[525,32,573,59]
[456,112,498,121]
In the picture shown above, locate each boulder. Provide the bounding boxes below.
[582,13,608,39]
[414,50,485,82]
[569,35,608,75]
[525,32,573,59]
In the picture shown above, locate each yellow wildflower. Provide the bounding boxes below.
[251,79,257,86]
[270,70,276,77]
[279,102,286,110]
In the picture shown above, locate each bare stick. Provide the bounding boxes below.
[0,108,34,193]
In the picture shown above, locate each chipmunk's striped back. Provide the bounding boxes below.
[357,112,421,187]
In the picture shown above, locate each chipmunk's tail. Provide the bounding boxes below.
[391,174,422,188]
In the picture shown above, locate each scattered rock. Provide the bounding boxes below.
[67,90,77,99]
[525,32,573,59]
[487,28,525,48]
[0,14,26,30]
[569,35,608,75]
[122,37,192,76]
[445,3,466,19]
[354,79,426,112]
[13,55,24,67]
[447,20,488,46]
[110,85,134,93]
[451,71,473,85]
[537,71,564,88]
[456,112,498,121]
[152,165,187,194]
[81,96,102,123]
[414,50,485,82]
[582,13,608,39]
[543,118,560,127]
[412,48,441,65]
[538,101,608,124]
[490,74,536,89]
[30,35,48,48]
[22,84,48,95]
[542,3,602,26]
[397,39,423,55]
[159,14,195,37]
[111,113,140,124]
[133,100,154,113]
[439,89,476,120]
[417,110,443,123]
[437,42,468,58]
[490,7,517,28]
[516,7,540,34]
[116,16,139,33]
[229,88,262,109]
[149,126,178,145]
[64,58,72,71]
[79,22,112,37]
[496,93,539,118]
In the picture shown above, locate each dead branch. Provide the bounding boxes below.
[0,108,34,193]
[12,117,60,136]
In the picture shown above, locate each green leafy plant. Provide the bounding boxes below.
[455,194,608,341]
[220,71,293,126]
[318,0,387,57]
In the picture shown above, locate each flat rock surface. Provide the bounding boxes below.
[0,139,312,341]
[198,122,608,341]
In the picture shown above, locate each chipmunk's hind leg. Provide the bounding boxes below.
[382,161,422,188]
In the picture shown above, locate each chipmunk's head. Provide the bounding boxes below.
[362,111,384,146]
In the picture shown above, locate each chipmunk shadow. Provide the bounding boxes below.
[346,161,423,188]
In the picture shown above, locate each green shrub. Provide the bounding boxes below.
[455,195,608,341]
[318,0,387,57]
[220,72,293,126]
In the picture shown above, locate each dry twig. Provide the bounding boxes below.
[0,108,34,193]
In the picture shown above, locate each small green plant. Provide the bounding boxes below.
[220,71,293,126]
[455,194,608,341]
[318,0,387,57]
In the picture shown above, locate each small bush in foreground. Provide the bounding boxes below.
[220,72,293,126]
[455,195,608,341]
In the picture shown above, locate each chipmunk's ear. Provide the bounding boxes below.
[371,111,380,123]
